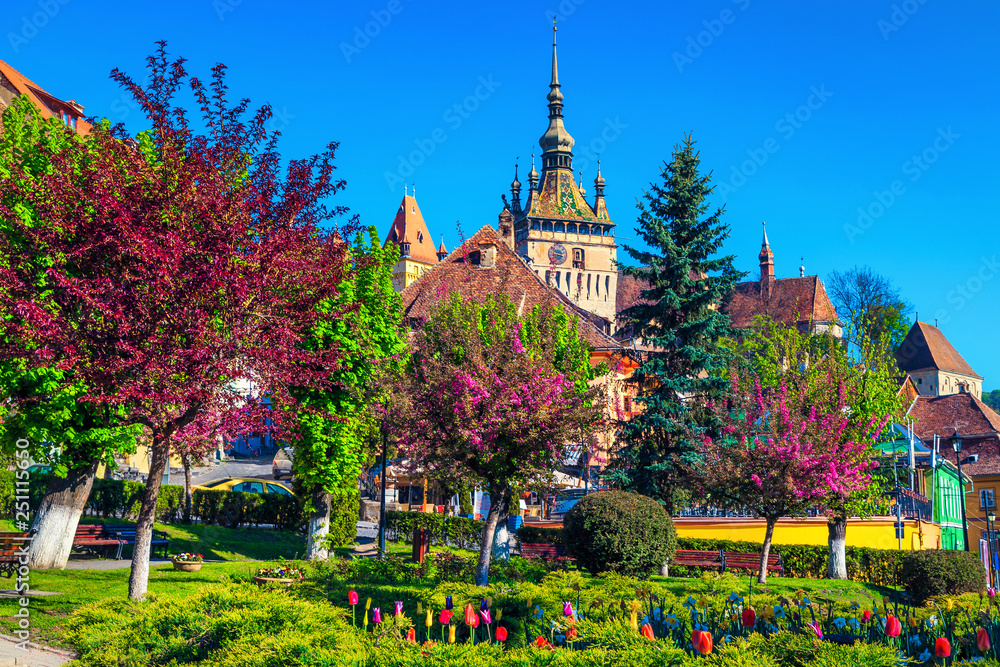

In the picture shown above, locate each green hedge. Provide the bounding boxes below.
[5,471,305,531]
[901,549,987,603]
[327,488,360,547]
[384,510,483,551]
[515,524,563,545]
[676,537,903,585]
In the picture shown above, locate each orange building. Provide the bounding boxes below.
[0,59,91,135]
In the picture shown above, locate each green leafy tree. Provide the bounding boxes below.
[607,135,745,512]
[983,389,1000,413]
[288,227,406,559]
[0,97,139,569]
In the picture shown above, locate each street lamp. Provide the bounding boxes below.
[951,428,970,552]
[988,510,998,588]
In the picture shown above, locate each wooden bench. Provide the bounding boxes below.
[72,524,121,558]
[520,543,572,560]
[723,551,784,576]
[672,549,725,573]
[0,533,29,578]
[103,524,169,560]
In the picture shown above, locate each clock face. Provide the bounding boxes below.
[548,243,567,266]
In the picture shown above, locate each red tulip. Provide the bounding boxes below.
[439,609,453,624]
[406,628,416,644]
[884,615,901,638]
[934,637,951,658]
[978,628,991,652]
[348,590,359,606]
[742,608,756,628]
[566,628,578,640]
[496,626,508,642]
[861,609,872,624]
[535,635,552,649]
[692,630,713,655]
[464,604,476,626]
[640,623,654,640]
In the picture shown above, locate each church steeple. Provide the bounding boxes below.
[759,221,775,296]
[538,24,575,171]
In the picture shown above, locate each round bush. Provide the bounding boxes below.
[900,549,987,603]
[562,490,676,577]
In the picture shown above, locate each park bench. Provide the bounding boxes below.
[520,543,573,561]
[671,549,725,573]
[0,532,29,578]
[723,551,784,577]
[103,523,170,560]
[72,524,121,558]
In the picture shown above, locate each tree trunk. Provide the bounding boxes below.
[182,454,192,524]
[758,516,778,584]
[306,487,332,561]
[28,459,99,570]
[827,514,848,579]
[492,516,510,561]
[475,486,509,586]
[128,432,169,601]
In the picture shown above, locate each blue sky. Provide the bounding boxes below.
[6,0,999,389]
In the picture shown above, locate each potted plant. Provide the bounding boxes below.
[171,553,204,572]
[253,561,306,588]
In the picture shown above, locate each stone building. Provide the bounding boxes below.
[0,59,91,135]
[722,224,842,338]
[501,27,618,329]
[895,321,983,399]
[383,189,440,292]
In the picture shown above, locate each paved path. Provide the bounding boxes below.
[188,455,276,485]
[0,636,73,666]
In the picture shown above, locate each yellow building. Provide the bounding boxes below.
[384,190,441,292]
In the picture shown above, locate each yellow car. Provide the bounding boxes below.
[192,477,295,497]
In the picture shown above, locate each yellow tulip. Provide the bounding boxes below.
[496,609,503,622]
[363,611,369,628]
[630,611,638,630]
[629,600,641,613]
[908,616,918,628]
[698,596,709,608]
[426,608,433,628]
[947,599,955,611]
[417,602,423,615]
[365,598,372,610]
[448,625,456,643]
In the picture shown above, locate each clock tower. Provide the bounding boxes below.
[503,26,618,328]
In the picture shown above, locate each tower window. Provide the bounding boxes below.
[555,222,565,233]
[543,221,553,232]
[572,248,585,269]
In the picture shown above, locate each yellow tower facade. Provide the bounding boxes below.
[383,191,441,292]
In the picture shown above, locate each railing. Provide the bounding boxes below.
[897,488,933,522]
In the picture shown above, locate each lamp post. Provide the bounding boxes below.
[951,428,970,551]
[988,510,998,589]
[378,428,387,557]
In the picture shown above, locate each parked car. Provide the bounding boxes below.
[272,448,294,480]
[191,477,295,497]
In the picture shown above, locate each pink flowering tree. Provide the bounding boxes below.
[698,372,876,583]
[385,293,598,586]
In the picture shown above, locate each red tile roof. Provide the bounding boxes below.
[383,195,439,265]
[722,276,841,330]
[895,321,981,378]
[948,436,1000,477]
[400,225,620,350]
[909,392,1000,439]
[0,59,92,135]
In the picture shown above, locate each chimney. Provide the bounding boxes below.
[497,210,515,250]
[478,241,497,269]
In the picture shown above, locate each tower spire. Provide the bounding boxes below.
[759,221,775,291]
[538,23,574,171]
[528,153,539,189]
[510,160,522,212]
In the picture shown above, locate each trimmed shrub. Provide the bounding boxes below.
[901,549,987,603]
[515,524,562,545]
[563,490,676,577]
[384,510,483,552]
[326,488,360,547]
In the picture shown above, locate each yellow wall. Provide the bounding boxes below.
[676,517,940,551]
[97,443,186,478]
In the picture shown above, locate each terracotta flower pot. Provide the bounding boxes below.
[172,561,202,572]
[253,575,304,588]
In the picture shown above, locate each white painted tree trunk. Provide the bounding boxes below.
[306,488,331,561]
[475,486,509,586]
[828,516,848,579]
[28,460,99,570]
[128,434,169,601]
[492,519,510,561]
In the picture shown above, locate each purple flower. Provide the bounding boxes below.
[563,601,573,617]
[446,596,453,610]
[394,601,403,616]
[480,609,491,625]
[480,598,489,612]
[373,607,382,624]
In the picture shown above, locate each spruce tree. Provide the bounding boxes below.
[608,135,744,512]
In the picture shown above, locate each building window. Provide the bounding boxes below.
[567,224,577,234]
[981,489,995,510]
[572,248,585,269]
[555,222,565,233]
[917,378,922,384]
[400,242,411,258]
[543,221,553,232]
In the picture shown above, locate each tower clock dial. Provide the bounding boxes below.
[548,243,567,266]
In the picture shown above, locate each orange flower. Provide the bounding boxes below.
[978,628,991,652]
[692,630,713,655]
[640,623,654,640]
[567,628,578,640]
[464,604,476,626]
[406,628,416,644]
[934,637,951,658]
